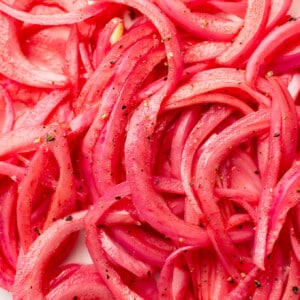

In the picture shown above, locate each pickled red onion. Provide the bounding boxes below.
[0,0,299,299]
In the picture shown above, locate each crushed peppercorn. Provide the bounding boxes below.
[65,215,73,221]
[34,227,41,235]
[254,280,261,287]
[227,277,235,284]
[45,133,55,142]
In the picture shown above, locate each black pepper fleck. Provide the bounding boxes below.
[227,277,235,284]
[292,286,299,294]
[45,133,55,142]
[65,215,73,221]
[254,280,261,287]
[34,227,41,235]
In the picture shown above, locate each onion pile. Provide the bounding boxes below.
[0,0,300,299]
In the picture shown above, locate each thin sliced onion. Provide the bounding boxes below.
[0,0,300,299]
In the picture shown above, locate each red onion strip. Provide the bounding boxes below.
[0,0,300,299]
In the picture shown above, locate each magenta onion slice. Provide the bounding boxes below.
[0,0,300,299]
